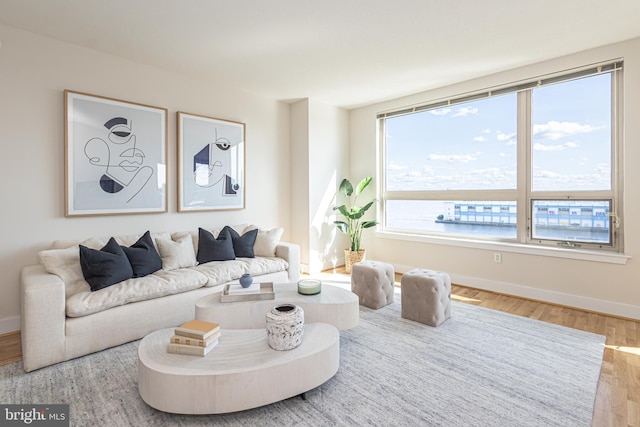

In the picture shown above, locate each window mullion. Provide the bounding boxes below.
[612,67,623,250]
[518,90,531,244]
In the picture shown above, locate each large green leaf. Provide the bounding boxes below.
[355,177,372,196]
[334,221,349,234]
[362,220,378,228]
[338,178,353,197]
[347,208,366,219]
[358,200,375,213]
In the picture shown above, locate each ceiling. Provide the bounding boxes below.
[1,0,640,109]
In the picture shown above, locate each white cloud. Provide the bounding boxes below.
[387,162,407,171]
[533,141,579,151]
[594,163,610,174]
[473,136,487,142]
[496,132,516,141]
[481,128,491,134]
[428,153,478,163]
[452,107,478,117]
[532,167,610,190]
[429,108,451,116]
[386,166,516,191]
[533,121,599,140]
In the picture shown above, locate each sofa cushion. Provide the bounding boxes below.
[121,231,162,278]
[246,225,284,257]
[40,243,95,298]
[222,225,258,258]
[79,238,134,292]
[156,234,197,270]
[197,228,235,263]
[66,268,208,317]
[238,256,289,277]
[192,260,247,287]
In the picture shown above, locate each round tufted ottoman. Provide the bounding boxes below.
[350,261,395,309]
[401,269,451,327]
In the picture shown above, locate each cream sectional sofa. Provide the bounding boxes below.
[20,225,300,372]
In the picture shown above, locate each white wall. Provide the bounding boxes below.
[308,101,349,272]
[350,37,640,319]
[290,99,349,273]
[290,100,311,268]
[0,25,292,333]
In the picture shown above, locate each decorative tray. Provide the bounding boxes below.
[220,282,275,303]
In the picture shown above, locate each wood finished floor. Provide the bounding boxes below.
[0,271,637,426]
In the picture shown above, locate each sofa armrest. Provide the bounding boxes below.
[276,242,300,283]
[21,265,66,372]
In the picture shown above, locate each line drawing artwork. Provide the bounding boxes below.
[177,111,244,212]
[193,128,240,196]
[84,116,153,203]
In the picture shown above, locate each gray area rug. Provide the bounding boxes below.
[1,298,605,427]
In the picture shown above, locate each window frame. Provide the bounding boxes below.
[378,61,624,253]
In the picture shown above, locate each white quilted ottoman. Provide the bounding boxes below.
[350,261,395,309]
[401,269,451,327]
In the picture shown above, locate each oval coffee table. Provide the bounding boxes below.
[195,283,359,330]
[138,323,339,414]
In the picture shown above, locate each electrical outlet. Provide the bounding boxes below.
[493,253,502,263]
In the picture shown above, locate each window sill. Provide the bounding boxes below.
[376,231,630,265]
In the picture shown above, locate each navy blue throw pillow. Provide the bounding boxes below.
[196,227,236,263]
[221,226,258,258]
[121,231,162,278]
[79,237,134,291]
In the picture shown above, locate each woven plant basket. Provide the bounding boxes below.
[345,249,366,273]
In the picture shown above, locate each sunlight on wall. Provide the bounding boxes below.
[309,170,340,272]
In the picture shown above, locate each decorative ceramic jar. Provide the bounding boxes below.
[297,279,321,295]
[265,304,304,351]
[239,273,253,288]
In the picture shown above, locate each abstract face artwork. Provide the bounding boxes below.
[84,116,153,202]
[178,112,245,211]
[65,90,167,216]
[193,129,240,196]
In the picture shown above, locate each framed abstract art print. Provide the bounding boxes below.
[64,90,168,216]
[177,112,245,212]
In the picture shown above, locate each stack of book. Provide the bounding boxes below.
[166,319,221,356]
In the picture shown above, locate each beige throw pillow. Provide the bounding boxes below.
[156,234,197,270]
[247,226,284,257]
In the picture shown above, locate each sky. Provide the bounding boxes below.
[384,73,612,193]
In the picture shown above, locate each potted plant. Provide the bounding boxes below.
[333,177,378,272]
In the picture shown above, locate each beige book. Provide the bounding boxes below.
[169,331,221,347]
[174,319,220,340]
[166,339,219,356]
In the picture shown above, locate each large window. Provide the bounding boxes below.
[379,62,622,251]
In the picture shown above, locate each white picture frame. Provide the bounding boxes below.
[64,90,168,216]
[177,112,245,212]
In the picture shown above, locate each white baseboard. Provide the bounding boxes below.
[392,263,640,321]
[0,316,20,335]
